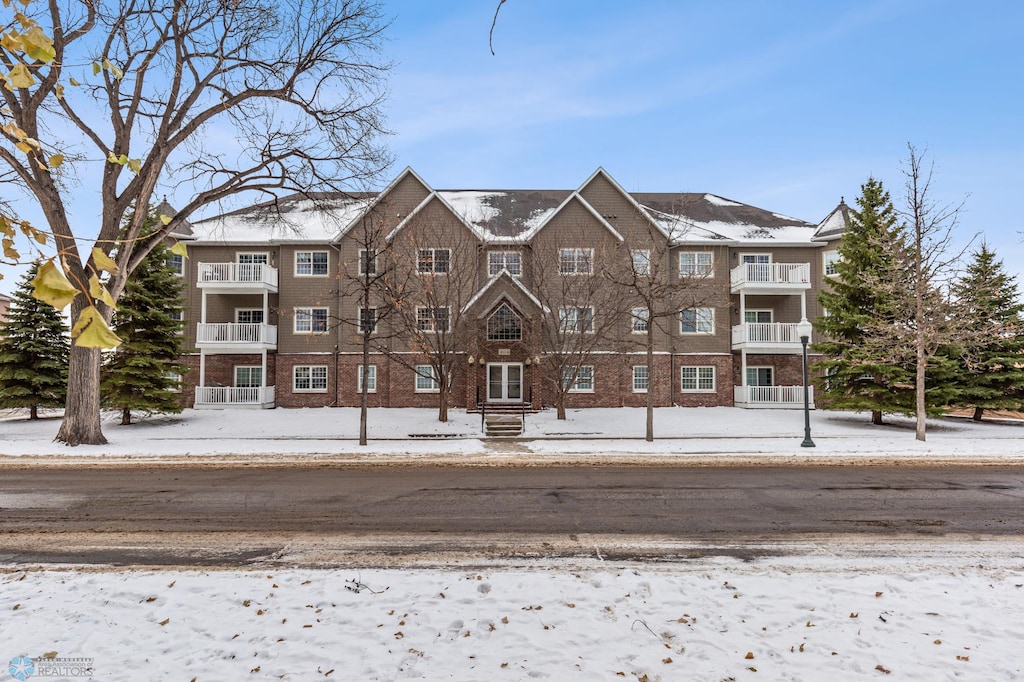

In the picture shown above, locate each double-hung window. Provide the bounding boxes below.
[358,365,377,393]
[167,254,184,276]
[359,249,377,276]
[632,366,649,393]
[293,365,328,392]
[414,365,439,392]
[680,366,716,392]
[296,251,328,276]
[418,248,450,274]
[359,307,377,334]
[559,248,593,275]
[488,251,522,276]
[563,365,594,393]
[559,306,594,333]
[680,307,714,334]
[679,252,713,278]
[295,307,329,334]
[823,250,841,277]
[631,307,649,333]
[416,306,450,333]
[631,250,651,276]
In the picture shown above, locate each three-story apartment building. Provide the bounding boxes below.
[173,167,847,411]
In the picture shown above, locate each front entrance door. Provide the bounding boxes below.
[487,363,523,402]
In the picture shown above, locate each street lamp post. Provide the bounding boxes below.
[797,318,815,448]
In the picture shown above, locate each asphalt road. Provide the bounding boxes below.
[1,464,1022,565]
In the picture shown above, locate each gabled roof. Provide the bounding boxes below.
[527,190,625,242]
[384,191,484,243]
[462,269,548,316]
[437,189,569,242]
[335,166,433,242]
[576,167,673,242]
[813,199,850,242]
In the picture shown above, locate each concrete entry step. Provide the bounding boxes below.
[484,414,524,437]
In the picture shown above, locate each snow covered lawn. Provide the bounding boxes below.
[2,550,1022,681]
[2,406,1023,461]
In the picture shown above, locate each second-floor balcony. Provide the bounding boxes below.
[197,262,279,293]
[730,262,810,293]
[731,322,809,353]
[196,323,277,352]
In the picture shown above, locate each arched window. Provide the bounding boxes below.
[487,303,522,341]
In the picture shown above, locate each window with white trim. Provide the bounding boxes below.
[823,250,841,277]
[357,365,377,393]
[563,365,594,392]
[632,365,649,393]
[167,254,184,276]
[417,248,450,274]
[358,307,377,334]
[559,306,594,333]
[293,365,328,392]
[743,310,773,323]
[559,248,593,275]
[295,251,328,276]
[487,303,522,340]
[416,306,450,333]
[631,307,649,333]
[236,308,264,324]
[488,251,522,276]
[359,249,377,275]
[631,250,650,276]
[746,367,774,387]
[414,364,439,392]
[680,366,715,392]
[165,372,182,393]
[679,252,713,277]
[235,366,263,388]
[294,307,329,333]
[236,252,269,282]
[680,307,714,334]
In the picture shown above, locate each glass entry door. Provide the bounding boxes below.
[487,363,523,402]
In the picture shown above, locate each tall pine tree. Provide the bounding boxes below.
[950,243,1024,420]
[0,263,70,418]
[814,178,916,424]
[101,211,187,425]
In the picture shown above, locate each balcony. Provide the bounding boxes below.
[195,323,277,352]
[731,322,808,353]
[194,385,276,409]
[734,385,814,409]
[730,263,810,293]
[197,262,278,293]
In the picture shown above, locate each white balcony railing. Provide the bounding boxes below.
[730,263,810,289]
[196,323,277,346]
[731,322,807,347]
[194,385,276,408]
[197,262,278,288]
[734,385,813,408]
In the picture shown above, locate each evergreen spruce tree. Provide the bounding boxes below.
[814,178,916,424]
[949,243,1024,420]
[101,211,187,425]
[0,263,70,418]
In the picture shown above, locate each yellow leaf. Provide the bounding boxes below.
[7,62,36,88]
[91,247,118,274]
[117,154,127,165]
[92,61,101,75]
[71,305,122,348]
[2,238,19,260]
[69,77,80,86]
[88,276,116,308]
[160,214,172,226]
[127,158,141,174]
[20,25,55,63]
[15,141,32,153]
[32,260,80,310]
[49,153,64,168]
[107,152,118,163]
[55,84,63,100]
[170,241,187,259]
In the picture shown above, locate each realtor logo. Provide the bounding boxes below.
[7,657,34,681]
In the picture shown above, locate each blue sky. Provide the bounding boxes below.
[2,0,1022,294]
[381,0,1023,263]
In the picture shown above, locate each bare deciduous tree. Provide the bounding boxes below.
[0,0,391,444]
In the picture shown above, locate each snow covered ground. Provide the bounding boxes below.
[2,549,1022,681]
[2,406,1023,462]
[2,407,1022,680]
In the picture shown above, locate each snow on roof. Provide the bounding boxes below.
[813,201,850,241]
[436,190,570,243]
[635,192,817,245]
[704,193,743,207]
[191,194,373,243]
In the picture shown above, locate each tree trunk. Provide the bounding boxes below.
[972,406,984,421]
[438,381,448,422]
[29,405,38,420]
[556,392,566,420]
[645,333,654,442]
[871,410,883,425]
[121,408,132,425]
[915,343,927,442]
[57,342,107,445]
